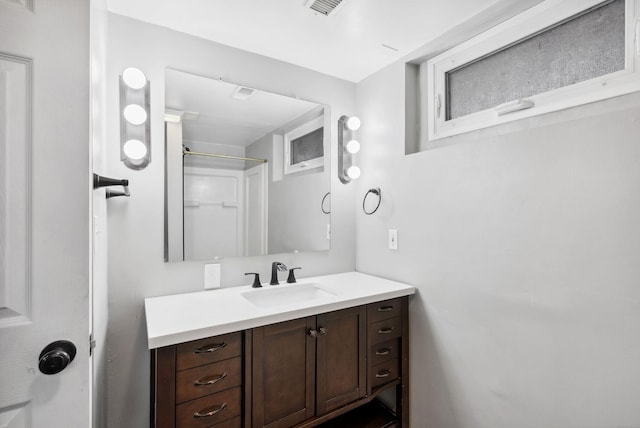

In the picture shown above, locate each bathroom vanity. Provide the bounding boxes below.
[145,272,415,428]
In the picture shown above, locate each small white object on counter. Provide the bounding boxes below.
[144,271,415,349]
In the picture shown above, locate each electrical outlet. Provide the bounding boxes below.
[388,229,398,250]
[204,263,221,289]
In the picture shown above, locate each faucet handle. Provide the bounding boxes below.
[244,272,262,288]
[287,267,302,283]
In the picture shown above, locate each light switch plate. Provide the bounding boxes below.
[389,229,398,250]
[204,263,221,289]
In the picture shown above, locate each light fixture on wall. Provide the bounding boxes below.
[120,67,150,169]
[338,115,361,184]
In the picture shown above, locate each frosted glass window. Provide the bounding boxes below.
[284,115,325,174]
[291,127,323,165]
[446,0,625,120]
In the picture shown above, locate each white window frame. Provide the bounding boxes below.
[424,0,640,141]
[283,115,324,175]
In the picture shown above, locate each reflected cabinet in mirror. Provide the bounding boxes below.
[165,69,331,261]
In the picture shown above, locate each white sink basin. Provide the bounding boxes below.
[241,283,337,308]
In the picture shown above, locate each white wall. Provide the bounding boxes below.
[355,60,640,426]
[103,3,640,427]
[104,14,356,427]
[246,123,330,254]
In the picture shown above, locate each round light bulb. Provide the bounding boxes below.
[345,139,360,154]
[122,67,147,90]
[346,116,361,131]
[123,139,147,160]
[346,165,361,180]
[123,104,147,125]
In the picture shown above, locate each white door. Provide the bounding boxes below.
[183,167,244,259]
[0,1,91,427]
[244,163,268,256]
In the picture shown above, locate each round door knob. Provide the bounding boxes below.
[38,340,76,375]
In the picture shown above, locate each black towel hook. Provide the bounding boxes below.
[93,173,130,199]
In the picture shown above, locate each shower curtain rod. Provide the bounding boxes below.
[183,149,267,163]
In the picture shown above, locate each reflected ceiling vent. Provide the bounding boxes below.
[232,86,257,101]
[305,0,344,16]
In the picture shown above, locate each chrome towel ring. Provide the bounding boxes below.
[363,188,381,215]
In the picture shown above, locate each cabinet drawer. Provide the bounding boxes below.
[176,357,242,404]
[208,416,241,428]
[176,386,241,428]
[201,416,240,428]
[177,332,242,371]
[367,298,402,324]
[369,339,399,366]
[368,317,401,345]
[370,359,400,390]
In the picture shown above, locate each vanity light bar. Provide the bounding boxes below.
[338,115,361,184]
[120,67,151,170]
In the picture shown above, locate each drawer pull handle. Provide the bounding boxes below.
[376,347,392,356]
[375,369,392,378]
[194,372,227,387]
[378,327,394,334]
[193,402,227,418]
[194,342,227,354]
[378,305,394,312]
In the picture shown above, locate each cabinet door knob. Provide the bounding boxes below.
[319,327,328,335]
[308,329,318,338]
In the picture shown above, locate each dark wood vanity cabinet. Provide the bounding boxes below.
[152,331,244,428]
[251,306,367,428]
[151,297,408,428]
[367,298,405,395]
[316,306,367,414]
[250,316,317,428]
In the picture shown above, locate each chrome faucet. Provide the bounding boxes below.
[270,262,288,285]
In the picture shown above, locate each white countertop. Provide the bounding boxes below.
[144,271,415,349]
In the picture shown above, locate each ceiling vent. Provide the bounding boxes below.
[232,86,257,101]
[305,0,344,16]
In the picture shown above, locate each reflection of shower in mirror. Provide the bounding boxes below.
[164,69,332,262]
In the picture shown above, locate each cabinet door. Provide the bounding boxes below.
[316,306,367,414]
[252,317,316,428]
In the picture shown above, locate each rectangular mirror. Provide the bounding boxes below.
[164,69,331,261]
